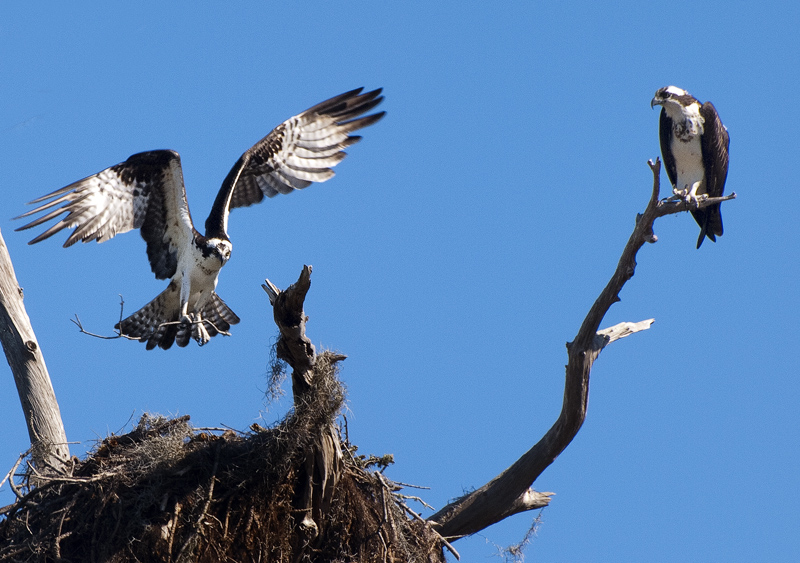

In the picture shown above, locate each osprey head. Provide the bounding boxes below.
[199,236,232,266]
[651,85,692,109]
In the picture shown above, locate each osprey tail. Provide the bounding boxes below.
[191,291,241,343]
[116,283,240,350]
[692,204,724,249]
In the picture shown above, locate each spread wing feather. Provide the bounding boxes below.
[228,87,385,209]
[15,150,195,280]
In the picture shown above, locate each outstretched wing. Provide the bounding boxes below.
[15,150,195,280]
[204,87,385,238]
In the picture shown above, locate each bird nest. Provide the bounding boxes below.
[0,352,445,562]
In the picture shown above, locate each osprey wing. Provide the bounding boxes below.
[691,101,730,247]
[15,150,195,280]
[659,108,678,188]
[204,87,385,238]
[699,101,730,199]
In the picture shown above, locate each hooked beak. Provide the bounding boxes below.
[650,97,663,110]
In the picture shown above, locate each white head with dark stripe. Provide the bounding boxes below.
[651,85,694,106]
[195,234,232,273]
[651,85,702,113]
[651,86,704,138]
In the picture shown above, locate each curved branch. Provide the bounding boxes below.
[429,158,731,539]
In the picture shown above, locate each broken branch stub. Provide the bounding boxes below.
[263,265,316,397]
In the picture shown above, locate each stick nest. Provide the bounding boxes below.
[0,352,445,562]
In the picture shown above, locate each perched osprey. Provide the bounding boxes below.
[651,86,730,248]
[16,88,384,349]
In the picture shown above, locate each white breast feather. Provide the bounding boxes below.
[667,103,707,195]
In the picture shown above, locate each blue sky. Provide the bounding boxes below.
[1,2,798,561]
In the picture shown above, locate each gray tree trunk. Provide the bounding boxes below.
[0,228,69,472]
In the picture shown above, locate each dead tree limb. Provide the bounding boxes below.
[262,265,344,544]
[0,228,69,473]
[429,158,735,539]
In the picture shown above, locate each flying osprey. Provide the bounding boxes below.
[16,88,384,349]
[651,86,730,248]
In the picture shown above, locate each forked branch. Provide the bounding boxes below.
[428,158,733,539]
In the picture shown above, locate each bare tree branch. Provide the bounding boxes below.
[69,295,134,340]
[429,159,734,539]
[0,228,69,473]
[262,265,345,550]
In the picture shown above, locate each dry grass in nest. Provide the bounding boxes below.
[0,351,446,563]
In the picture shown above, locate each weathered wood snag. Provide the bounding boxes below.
[263,266,453,560]
[263,266,343,542]
[0,228,69,474]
